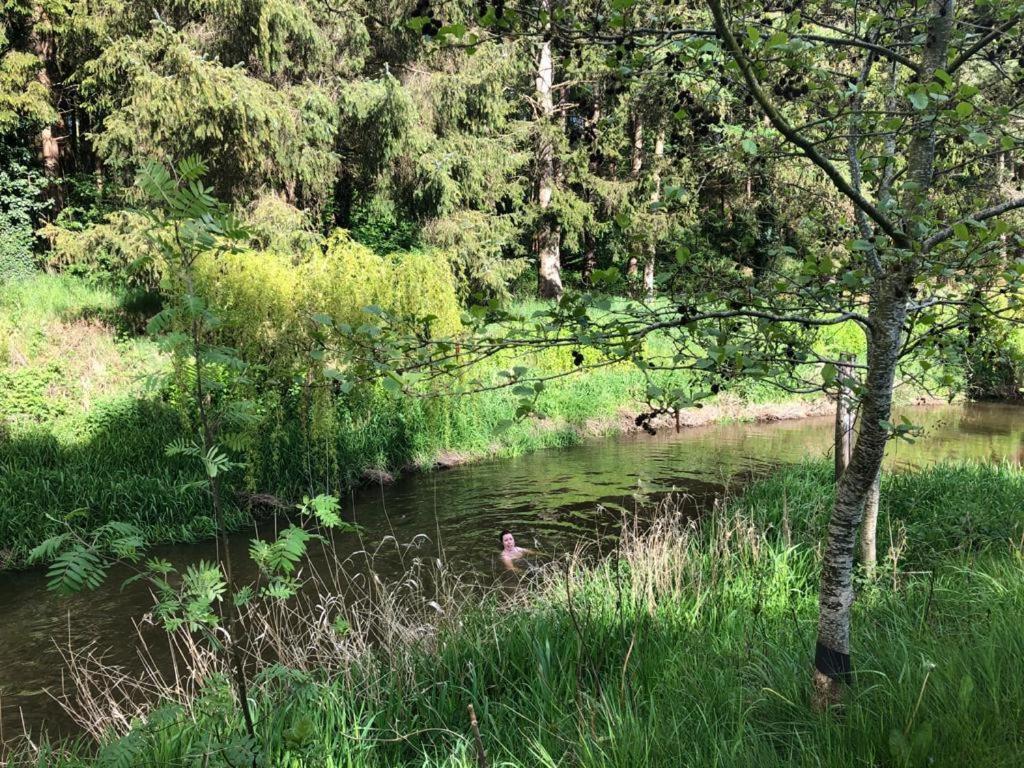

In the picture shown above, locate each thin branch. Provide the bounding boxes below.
[948,16,1023,73]
[705,0,909,250]
[923,196,1024,252]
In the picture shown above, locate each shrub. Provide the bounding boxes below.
[0,142,44,283]
[38,210,160,288]
[195,230,463,371]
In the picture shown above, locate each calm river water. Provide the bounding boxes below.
[1,402,1023,745]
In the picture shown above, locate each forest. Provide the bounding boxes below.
[1,0,1023,766]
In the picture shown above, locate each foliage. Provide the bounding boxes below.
[191,229,464,379]
[244,193,323,259]
[0,49,56,133]
[85,26,339,207]
[0,141,45,282]
[39,210,159,287]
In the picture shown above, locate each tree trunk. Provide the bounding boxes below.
[833,354,855,481]
[583,233,597,285]
[813,0,951,707]
[643,131,665,299]
[630,115,643,178]
[31,14,64,216]
[860,469,881,577]
[627,115,643,281]
[641,253,655,297]
[534,6,562,299]
[582,101,602,287]
[814,278,908,707]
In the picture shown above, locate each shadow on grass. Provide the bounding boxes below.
[0,398,242,570]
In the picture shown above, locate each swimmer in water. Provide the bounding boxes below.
[500,529,532,570]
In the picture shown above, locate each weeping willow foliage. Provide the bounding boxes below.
[194,230,463,372]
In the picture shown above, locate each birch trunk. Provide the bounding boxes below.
[643,131,665,299]
[860,470,882,577]
[534,8,562,299]
[814,276,908,705]
[813,0,953,706]
[627,116,643,279]
[582,101,602,286]
[834,354,855,481]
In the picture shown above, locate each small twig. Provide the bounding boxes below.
[467,704,489,768]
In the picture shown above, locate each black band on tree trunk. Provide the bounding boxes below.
[814,642,852,683]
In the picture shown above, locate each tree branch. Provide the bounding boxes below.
[948,17,1022,74]
[923,196,1024,252]
[705,0,909,249]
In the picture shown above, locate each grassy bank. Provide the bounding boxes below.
[0,274,843,570]
[18,461,1024,767]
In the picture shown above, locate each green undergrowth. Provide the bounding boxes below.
[21,461,1024,767]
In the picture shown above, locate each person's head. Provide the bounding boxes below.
[500,530,515,551]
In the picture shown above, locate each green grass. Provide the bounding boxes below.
[20,461,1024,767]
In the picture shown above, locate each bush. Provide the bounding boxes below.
[0,142,45,283]
[195,230,463,370]
[38,210,160,288]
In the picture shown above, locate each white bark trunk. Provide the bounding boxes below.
[814,0,954,705]
[643,131,665,299]
[860,470,881,577]
[815,279,908,702]
[534,14,562,299]
[834,354,855,481]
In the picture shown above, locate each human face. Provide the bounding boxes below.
[502,532,515,552]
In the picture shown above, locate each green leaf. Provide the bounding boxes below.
[907,87,929,110]
[821,363,837,385]
[46,548,106,594]
[29,534,70,564]
[740,138,758,155]
[438,23,466,38]
[954,101,974,119]
[298,494,344,528]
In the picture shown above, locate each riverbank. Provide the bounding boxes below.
[0,273,945,571]
[13,460,1023,766]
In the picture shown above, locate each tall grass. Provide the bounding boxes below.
[15,462,1024,767]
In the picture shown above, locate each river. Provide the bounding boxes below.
[1,402,1022,746]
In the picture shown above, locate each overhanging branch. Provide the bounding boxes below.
[705,0,910,250]
[923,196,1024,252]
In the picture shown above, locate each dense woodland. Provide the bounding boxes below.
[2,1,1024,765]
[5,0,1013,301]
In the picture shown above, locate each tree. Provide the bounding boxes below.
[341,0,1024,707]
[30,159,353,758]
[533,0,565,298]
